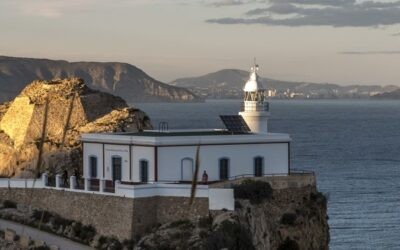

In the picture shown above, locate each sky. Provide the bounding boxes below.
[0,0,399,85]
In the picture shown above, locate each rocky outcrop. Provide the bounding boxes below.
[135,184,329,250]
[0,56,202,103]
[0,78,152,177]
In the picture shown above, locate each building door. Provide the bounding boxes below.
[181,158,194,181]
[140,160,149,183]
[219,158,229,180]
[112,156,122,182]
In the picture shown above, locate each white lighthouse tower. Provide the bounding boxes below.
[239,62,269,134]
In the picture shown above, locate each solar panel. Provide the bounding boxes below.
[220,115,251,134]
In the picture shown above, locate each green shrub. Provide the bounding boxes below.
[233,180,273,204]
[198,216,212,229]
[310,192,327,205]
[32,210,52,223]
[205,220,255,250]
[122,239,135,249]
[2,200,17,209]
[96,236,123,250]
[280,213,297,226]
[72,222,96,243]
[278,237,299,250]
[168,219,192,229]
[32,246,50,250]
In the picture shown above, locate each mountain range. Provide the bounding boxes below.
[0,56,201,103]
[170,69,399,99]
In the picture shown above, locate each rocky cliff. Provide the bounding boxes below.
[0,56,201,103]
[0,78,152,177]
[134,182,329,250]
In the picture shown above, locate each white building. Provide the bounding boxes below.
[81,63,291,186]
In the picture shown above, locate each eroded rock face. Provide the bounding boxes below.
[0,78,152,177]
[134,186,329,250]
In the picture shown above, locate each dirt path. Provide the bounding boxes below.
[0,219,93,250]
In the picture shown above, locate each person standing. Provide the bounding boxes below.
[202,170,208,183]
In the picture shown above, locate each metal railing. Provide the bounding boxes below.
[240,102,269,112]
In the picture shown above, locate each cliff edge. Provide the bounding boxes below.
[0,78,152,177]
[134,181,329,250]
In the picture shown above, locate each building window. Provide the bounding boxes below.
[254,157,264,177]
[112,156,122,182]
[89,156,97,178]
[140,160,149,183]
[219,158,229,180]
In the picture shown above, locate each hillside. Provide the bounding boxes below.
[0,56,201,103]
[371,89,400,99]
[170,69,398,99]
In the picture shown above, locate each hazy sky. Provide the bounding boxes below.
[0,0,399,85]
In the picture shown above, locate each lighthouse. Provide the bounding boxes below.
[239,62,269,134]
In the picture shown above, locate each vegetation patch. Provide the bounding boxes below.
[167,219,193,229]
[2,200,17,209]
[96,236,123,250]
[233,180,273,204]
[310,192,327,207]
[278,237,300,250]
[280,213,297,226]
[198,216,213,229]
[205,220,255,250]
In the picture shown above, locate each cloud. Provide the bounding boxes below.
[10,0,182,18]
[207,0,400,27]
[339,51,400,55]
[13,0,97,18]
[207,0,250,7]
[392,32,400,36]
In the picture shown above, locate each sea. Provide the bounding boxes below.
[132,99,400,250]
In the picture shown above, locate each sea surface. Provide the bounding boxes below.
[132,99,400,250]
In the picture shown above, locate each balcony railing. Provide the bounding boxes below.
[240,102,269,112]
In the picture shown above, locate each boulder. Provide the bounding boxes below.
[4,229,16,242]
[0,78,152,177]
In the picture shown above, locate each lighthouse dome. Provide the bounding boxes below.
[243,65,265,92]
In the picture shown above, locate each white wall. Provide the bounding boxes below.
[157,143,289,182]
[157,146,197,181]
[84,142,288,182]
[209,188,235,210]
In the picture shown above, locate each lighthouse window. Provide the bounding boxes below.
[219,158,229,180]
[89,156,97,178]
[254,157,264,177]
